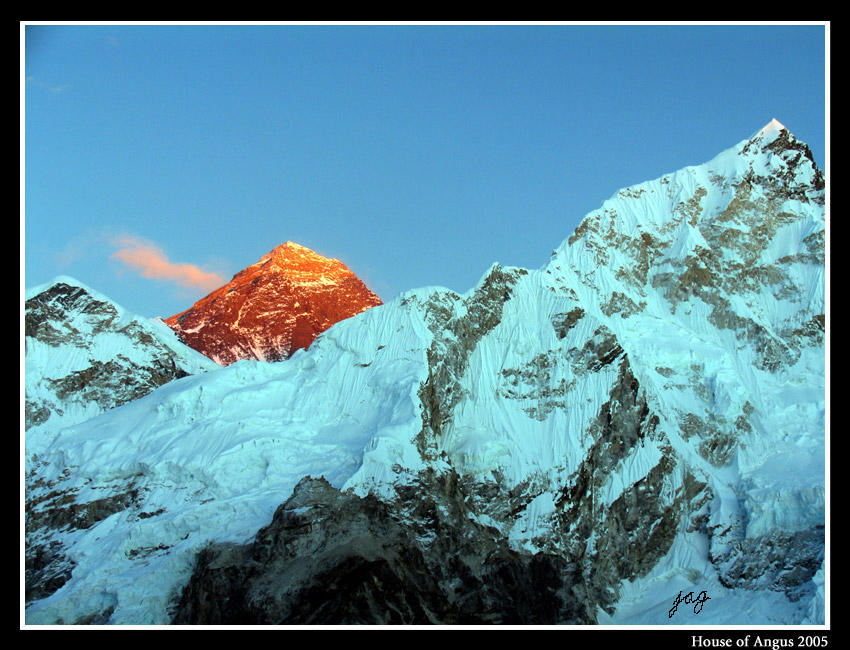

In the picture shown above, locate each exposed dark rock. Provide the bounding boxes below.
[73,605,116,625]
[501,362,574,420]
[25,477,144,604]
[25,400,52,429]
[172,476,586,625]
[48,355,189,410]
[711,525,825,602]
[27,483,142,534]
[25,539,75,603]
[138,508,166,519]
[552,307,585,339]
[568,326,624,374]
[415,265,524,458]
[547,355,711,617]
[127,544,172,559]
[600,292,645,319]
[25,283,116,343]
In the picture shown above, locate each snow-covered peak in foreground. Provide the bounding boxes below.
[25,277,220,447]
[26,274,106,302]
[25,123,825,625]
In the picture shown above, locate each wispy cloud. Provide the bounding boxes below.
[26,75,70,94]
[109,235,225,292]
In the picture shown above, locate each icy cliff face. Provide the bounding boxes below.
[165,242,383,365]
[24,121,825,625]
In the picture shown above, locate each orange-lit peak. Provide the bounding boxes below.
[259,242,345,275]
[269,241,312,255]
[165,240,382,365]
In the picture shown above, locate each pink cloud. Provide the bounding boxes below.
[109,236,225,292]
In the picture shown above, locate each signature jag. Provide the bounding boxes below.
[669,589,711,618]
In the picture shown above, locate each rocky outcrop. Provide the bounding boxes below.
[25,464,145,606]
[710,525,825,603]
[172,477,584,625]
[413,265,526,459]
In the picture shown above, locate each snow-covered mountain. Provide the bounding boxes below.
[24,120,825,625]
[165,241,383,365]
[25,276,219,443]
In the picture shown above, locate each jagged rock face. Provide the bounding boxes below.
[543,121,825,617]
[165,242,383,365]
[25,279,218,441]
[25,122,825,625]
[172,477,584,624]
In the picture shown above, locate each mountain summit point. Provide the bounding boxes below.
[752,117,788,139]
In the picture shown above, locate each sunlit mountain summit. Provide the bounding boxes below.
[165,241,383,365]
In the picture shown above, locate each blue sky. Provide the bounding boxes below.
[24,24,827,318]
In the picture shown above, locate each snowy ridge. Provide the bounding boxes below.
[25,121,825,625]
